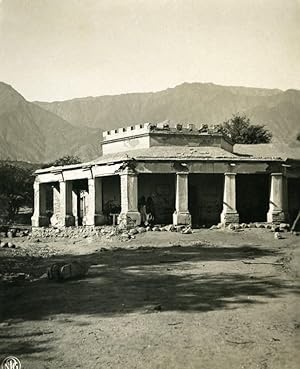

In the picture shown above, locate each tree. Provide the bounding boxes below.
[0,161,34,223]
[42,155,82,168]
[220,114,272,144]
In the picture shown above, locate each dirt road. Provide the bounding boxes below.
[0,228,299,369]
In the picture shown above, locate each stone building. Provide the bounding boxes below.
[31,122,300,229]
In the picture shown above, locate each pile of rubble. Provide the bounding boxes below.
[31,226,105,239]
[117,224,193,241]
[220,222,291,232]
[29,224,194,241]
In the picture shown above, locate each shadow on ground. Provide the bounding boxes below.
[1,244,298,323]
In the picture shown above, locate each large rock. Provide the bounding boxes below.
[47,261,89,281]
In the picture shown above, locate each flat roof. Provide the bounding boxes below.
[36,144,297,174]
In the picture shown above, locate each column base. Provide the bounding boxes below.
[267,210,287,224]
[220,211,239,225]
[31,215,49,227]
[83,213,107,226]
[173,211,192,226]
[118,212,141,229]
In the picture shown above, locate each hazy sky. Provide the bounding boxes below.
[0,0,299,101]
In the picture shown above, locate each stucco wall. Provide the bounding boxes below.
[102,135,150,154]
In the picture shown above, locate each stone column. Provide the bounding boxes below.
[221,173,239,224]
[50,183,60,227]
[267,173,287,223]
[119,169,141,228]
[31,181,49,227]
[173,172,191,225]
[72,189,79,226]
[59,180,75,227]
[84,177,106,226]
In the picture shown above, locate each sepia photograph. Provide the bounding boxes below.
[0,1,299,368]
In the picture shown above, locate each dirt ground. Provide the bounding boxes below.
[0,228,299,369]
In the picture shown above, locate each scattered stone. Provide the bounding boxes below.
[129,228,138,236]
[7,242,16,248]
[146,226,152,231]
[182,227,192,234]
[136,227,146,233]
[227,224,236,231]
[152,226,161,232]
[175,225,185,232]
[271,225,281,232]
[274,232,283,240]
[0,241,8,248]
[120,233,130,240]
[210,225,219,230]
[8,229,17,238]
[279,223,290,231]
[164,224,176,232]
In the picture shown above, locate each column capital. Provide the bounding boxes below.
[270,172,283,177]
[119,167,138,176]
[175,171,189,176]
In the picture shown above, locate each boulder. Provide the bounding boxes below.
[182,227,192,234]
[274,232,283,239]
[279,223,290,231]
[271,225,281,232]
[47,261,89,281]
[164,224,176,232]
[129,228,138,236]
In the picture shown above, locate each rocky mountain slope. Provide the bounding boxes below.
[0,82,102,163]
[1,81,299,163]
[36,82,300,145]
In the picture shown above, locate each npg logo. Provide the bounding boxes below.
[1,356,21,369]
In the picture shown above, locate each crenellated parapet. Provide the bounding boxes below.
[103,123,152,140]
[103,121,228,140]
[102,121,233,155]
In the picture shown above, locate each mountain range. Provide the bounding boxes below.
[0,81,299,163]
